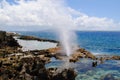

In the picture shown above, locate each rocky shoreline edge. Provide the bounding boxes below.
[0,31,120,80]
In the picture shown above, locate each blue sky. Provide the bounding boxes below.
[66,0,120,22]
[0,0,120,31]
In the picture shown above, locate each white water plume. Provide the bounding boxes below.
[58,29,77,56]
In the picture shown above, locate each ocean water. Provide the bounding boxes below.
[17,31,120,55]
[16,31,120,80]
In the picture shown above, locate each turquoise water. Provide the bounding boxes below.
[17,31,120,80]
[45,58,120,80]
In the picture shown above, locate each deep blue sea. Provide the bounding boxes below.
[16,31,120,80]
[17,31,120,55]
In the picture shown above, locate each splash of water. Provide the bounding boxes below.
[60,29,71,56]
[58,29,77,57]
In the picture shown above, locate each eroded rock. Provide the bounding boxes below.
[48,68,77,80]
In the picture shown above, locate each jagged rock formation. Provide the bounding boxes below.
[0,31,21,58]
[0,56,77,80]
[48,68,77,80]
[0,31,20,48]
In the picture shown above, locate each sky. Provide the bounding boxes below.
[0,0,120,31]
[67,0,120,22]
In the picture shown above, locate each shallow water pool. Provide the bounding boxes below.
[46,58,120,80]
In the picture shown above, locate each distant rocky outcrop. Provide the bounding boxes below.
[98,55,120,62]
[19,35,59,43]
[6,32,20,36]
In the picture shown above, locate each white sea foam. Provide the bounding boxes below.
[14,37,57,51]
[92,52,107,55]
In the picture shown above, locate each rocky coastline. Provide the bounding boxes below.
[0,31,120,80]
[18,35,59,43]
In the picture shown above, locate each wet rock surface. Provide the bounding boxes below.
[69,48,96,63]
[0,56,77,80]
[51,68,77,80]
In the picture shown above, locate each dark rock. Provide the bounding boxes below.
[52,68,77,80]
[100,57,105,64]
[0,31,21,48]
[19,35,59,43]
[76,48,86,53]
[101,74,117,80]
[0,61,3,67]
[111,56,120,60]
[15,63,23,72]
[3,63,12,66]
[69,57,79,63]
[97,55,120,61]
[92,61,97,67]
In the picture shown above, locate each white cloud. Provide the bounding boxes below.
[74,16,118,30]
[0,0,120,31]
